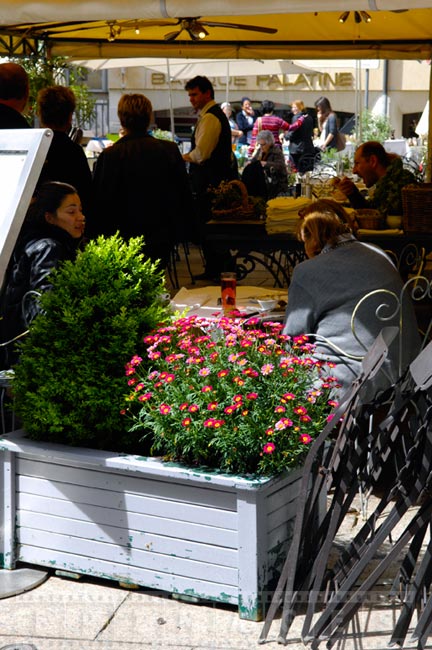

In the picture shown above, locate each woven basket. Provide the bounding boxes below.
[211,180,256,220]
[354,209,384,230]
[402,183,432,233]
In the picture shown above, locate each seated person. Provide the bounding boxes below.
[336,141,418,216]
[282,199,420,401]
[242,129,289,200]
[0,182,86,368]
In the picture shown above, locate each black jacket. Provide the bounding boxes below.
[0,223,79,368]
[91,133,194,265]
[0,104,31,129]
[236,111,256,145]
[38,131,93,217]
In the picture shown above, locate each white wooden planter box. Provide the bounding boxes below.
[0,430,324,620]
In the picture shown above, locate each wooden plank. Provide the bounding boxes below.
[17,545,239,603]
[17,493,238,547]
[17,528,238,585]
[17,510,238,567]
[237,489,267,621]
[0,450,15,569]
[17,475,238,529]
[2,434,273,490]
[17,456,237,510]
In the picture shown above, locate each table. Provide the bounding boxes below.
[205,219,432,286]
[171,285,287,319]
[205,220,305,287]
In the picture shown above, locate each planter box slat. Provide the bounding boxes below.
[17,545,240,603]
[17,456,237,510]
[18,493,237,547]
[18,528,238,585]
[17,474,238,529]
[1,432,325,620]
[17,511,238,567]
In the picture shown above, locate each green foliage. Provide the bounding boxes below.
[125,317,339,477]
[12,55,96,127]
[13,235,171,450]
[359,109,392,143]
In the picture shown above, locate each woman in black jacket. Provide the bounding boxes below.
[0,181,85,368]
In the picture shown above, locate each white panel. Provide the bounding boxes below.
[17,510,238,567]
[17,475,238,529]
[17,457,237,510]
[18,528,237,585]
[18,544,239,602]
[17,493,238,547]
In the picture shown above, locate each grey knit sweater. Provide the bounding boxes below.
[282,239,420,401]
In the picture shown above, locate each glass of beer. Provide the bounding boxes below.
[221,272,237,314]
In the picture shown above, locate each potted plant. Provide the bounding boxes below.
[0,248,337,620]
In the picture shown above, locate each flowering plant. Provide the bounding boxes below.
[124,315,339,477]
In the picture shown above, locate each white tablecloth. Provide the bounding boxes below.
[171,285,287,319]
[383,139,409,157]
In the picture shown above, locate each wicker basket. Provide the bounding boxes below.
[354,209,384,230]
[211,180,256,220]
[402,183,432,233]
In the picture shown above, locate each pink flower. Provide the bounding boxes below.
[274,405,286,413]
[261,363,274,376]
[182,417,192,427]
[300,433,312,444]
[263,442,276,454]
[207,402,218,411]
[246,392,258,400]
[188,404,199,413]
[159,403,171,415]
[138,392,152,402]
[201,385,213,393]
[198,367,211,377]
[294,405,308,416]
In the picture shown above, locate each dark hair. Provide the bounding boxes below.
[184,76,214,99]
[261,100,275,114]
[314,96,333,115]
[241,96,251,105]
[357,141,391,167]
[37,85,76,129]
[27,182,78,227]
[117,93,152,133]
[0,62,29,101]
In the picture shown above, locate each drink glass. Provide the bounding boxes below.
[221,272,237,314]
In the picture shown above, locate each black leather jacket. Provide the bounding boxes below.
[0,223,80,368]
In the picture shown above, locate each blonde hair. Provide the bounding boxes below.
[292,99,305,111]
[117,93,152,133]
[298,199,355,255]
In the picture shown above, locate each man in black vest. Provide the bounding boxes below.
[0,62,30,129]
[183,76,234,280]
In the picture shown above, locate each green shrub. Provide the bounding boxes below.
[13,234,171,451]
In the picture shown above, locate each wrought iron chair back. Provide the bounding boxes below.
[259,277,432,648]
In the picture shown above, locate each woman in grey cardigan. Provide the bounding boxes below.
[282,200,420,401]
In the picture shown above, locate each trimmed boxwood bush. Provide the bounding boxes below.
[12,234,171,451]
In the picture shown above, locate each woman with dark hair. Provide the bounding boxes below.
[314,96,338,152]
[0,181,85,367]
[236,96,256,145]
[248,99,290,157]
[282,199,419,400]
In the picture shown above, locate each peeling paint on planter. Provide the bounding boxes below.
[0,430,325,620]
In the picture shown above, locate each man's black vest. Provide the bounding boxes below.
[189,102,233,194]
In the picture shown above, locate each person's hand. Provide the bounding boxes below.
[337,176,356,197]
[320,144,327,152]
